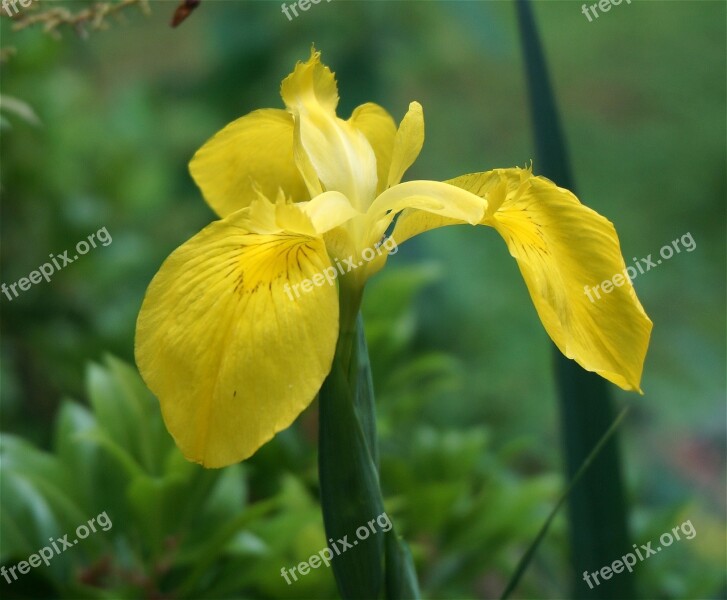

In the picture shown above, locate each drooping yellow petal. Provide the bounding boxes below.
[349,103,397,195]
[189,109,307,218]
[135,213,338,468]
[281,50,378,210]
[387,102,424,188]
[449,168,652,392]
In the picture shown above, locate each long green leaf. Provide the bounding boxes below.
[514,2,635,598]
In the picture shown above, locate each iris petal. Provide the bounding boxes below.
[135,212,338,467]
[298,191,360,234]
[478,170,651,391]
[349,102,397,195]
[189,109,307,218]
[281,50,378,210]
[387,102,425,188]
[362,180,484,278]
[366,180,484,247]
[391,168,652,391]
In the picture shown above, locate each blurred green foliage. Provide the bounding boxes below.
[1,354,326,599]
[1,0,725,598]
[1,274,567,599]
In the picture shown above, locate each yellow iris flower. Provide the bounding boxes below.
[135,50,651,468]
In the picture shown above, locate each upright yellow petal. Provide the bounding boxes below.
[281,50,378,210]
[349,103,397,195]
[450,168,652,391]
[189,109,307,218]
[280,48,339,114]
[387,102,424,188]
[135,213,338,467]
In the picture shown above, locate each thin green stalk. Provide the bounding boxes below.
[500,405,631,599]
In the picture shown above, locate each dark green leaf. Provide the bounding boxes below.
[514,2,635,597]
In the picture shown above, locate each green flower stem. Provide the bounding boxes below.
[334,281,364,372]
[318,280,419,599]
